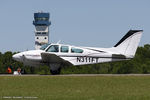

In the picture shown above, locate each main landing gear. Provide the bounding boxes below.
[49,64,61,75]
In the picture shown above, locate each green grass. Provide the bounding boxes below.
[0,75,150,100]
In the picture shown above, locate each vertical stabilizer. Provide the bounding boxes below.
[114,30,143,57]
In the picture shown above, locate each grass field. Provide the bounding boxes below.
[0,75,150,100]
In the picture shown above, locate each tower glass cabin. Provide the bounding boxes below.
[33,12,51,50]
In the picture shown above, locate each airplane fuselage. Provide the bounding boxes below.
[13,44,129,67]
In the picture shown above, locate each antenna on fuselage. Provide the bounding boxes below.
[56,40,61,44]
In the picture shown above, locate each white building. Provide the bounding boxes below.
[33,11,51,50]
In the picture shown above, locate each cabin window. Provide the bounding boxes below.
[71,47,83,53]
[61,46,69,53]
[46,45,59,52]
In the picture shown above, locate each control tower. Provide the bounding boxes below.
[33,11,51,50]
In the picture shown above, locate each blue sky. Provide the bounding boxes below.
[0,0,149,52]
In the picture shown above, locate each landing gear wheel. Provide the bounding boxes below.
[49,64,61,75]
[50,67,61,75]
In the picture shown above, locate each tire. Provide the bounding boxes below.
[50,67,61,75]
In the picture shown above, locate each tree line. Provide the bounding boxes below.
[0,44,150,74]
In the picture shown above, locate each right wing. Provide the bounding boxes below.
[41,52,73,65]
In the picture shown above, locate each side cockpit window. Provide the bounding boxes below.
[46,45,59,52]
[71,47,83,53]
[61,46,69,53]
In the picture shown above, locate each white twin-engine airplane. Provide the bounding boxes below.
[13,30,143,74]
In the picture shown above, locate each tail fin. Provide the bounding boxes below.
[113,30,143,58]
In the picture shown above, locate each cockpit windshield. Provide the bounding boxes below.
[46,45,59,52]
[40,43,50,50]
